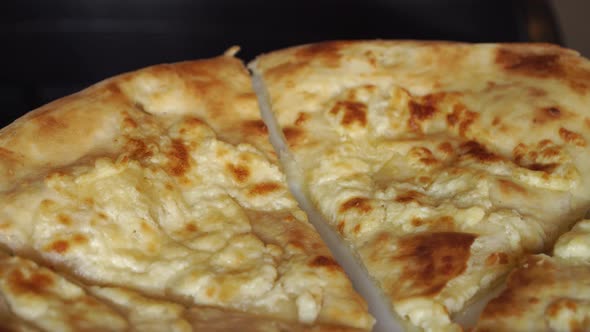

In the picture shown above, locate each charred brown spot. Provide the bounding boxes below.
[485,252,510,266]
[533,107,562,125]
[496,49,562,76]
[447,104,478,137]
[330,101,368,127]
[352,224,361,234]
[492,116,501,126]
[392,232,476,298]
[411,218,424,227]
[48,240,69,254]
[437,142,454,155]
[460,141,501,162]
[339,197,372,213]
[395,190,425,204]
[72,234,87,244]
[415,148,438,166]
[282,127,304,147]
[242,120,268,136]
[127,138,153,160]
[498,179,526,195]
[559,127,587,147]
[185,223,198,232]
[226,163,250,183]
[248,182,281,196]
[8,270,54,295]
[57,214,71,226]
[496,47,590,93]
[166,139,190,176]
[407,95,440,132]
[527,163,558,173]
[309,255,340,269]
[294,112,310,126]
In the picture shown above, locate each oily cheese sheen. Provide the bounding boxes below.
[0,55,373,331]
[250,41,590,331]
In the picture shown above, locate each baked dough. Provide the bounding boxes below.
[0,54,373,331]
[475,219,590,331]
[250,41,590,331]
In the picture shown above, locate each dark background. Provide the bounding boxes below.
[0,0,561,127]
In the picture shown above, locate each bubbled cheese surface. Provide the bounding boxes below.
[0,56,372,331]
[251,41,590,331]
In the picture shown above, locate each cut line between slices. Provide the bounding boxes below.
[252,69,410,332]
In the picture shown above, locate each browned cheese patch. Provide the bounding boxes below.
[392,232,476,298]
[446,103,479,137]
[282,126,304,148]
[496,48,562,76]
[309,255,341,271]
[395,190,425,204]
[437,142,455,156]
[407,94,444,132]
[7,269,54,295]
[166,139,190,176]
[47,240,69,254]
[533,107,563,125]
[410,216,455,232]
[339,197,373,213]
[330,101,368,127]
[57,214,72,226]
[294,112,311,126]
[226,163,250,183]
[126,138,153,161]
[242,120,268,136]
[410,146,439,167]
[481,255,556,319]
[498,179,527,195]
[559,127,587,147]
[459,141,502,163]
[248,182,282,196]
[495,46,590,93]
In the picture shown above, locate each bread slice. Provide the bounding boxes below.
[250,41,590,331]
[0,53,373,331]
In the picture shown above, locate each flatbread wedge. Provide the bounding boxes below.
[474,219,590,331]
[0,52,373,331]
[250,41,590,331]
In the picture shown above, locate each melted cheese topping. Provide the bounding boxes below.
[251,41,590,331]
[0,57,373,330]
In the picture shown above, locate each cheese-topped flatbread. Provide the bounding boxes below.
[250,41,590,331]
[475,219,590,331]
[0,53,373,330]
